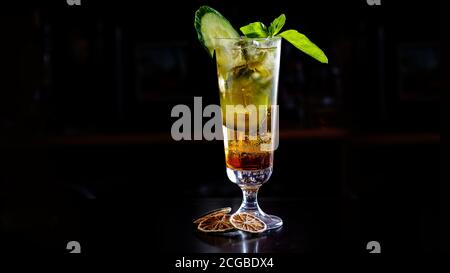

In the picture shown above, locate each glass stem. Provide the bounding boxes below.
[239,186,261,212]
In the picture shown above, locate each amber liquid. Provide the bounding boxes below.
[226,148,273,170]
[223,124,274,171]
[216,42,278,172]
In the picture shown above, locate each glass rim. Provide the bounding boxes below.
[213,36,282,41]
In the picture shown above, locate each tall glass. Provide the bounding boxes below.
[215,37,282,230]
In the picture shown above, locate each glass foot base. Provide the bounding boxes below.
[235,208,283,230]
[227,167,283,231]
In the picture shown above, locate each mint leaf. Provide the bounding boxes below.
[240,22,268,38]
[268,14,286,37]
[279,29,328,63]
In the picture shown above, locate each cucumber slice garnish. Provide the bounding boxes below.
[194,6,240,57]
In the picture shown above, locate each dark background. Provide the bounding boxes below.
[0,0,444,255]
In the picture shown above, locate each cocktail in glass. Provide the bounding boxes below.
[215,37,282,230]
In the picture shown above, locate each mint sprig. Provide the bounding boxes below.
[240,14,328,64]
[278,30,328,63]
[268,14,286,37]
[239,22,268,38]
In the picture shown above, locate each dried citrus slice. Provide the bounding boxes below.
[193,207,232,224]
[197,214,234,233]
[230,212,267,233]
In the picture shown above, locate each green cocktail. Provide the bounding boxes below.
[195,6,327,231]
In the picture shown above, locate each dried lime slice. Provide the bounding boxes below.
[230,212,267,233]
[193,207,232,224]
[198,214,234,233]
